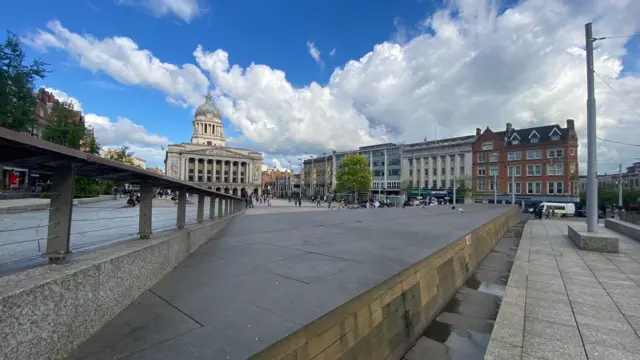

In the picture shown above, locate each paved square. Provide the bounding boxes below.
[65,203,512,360]
[486,219,640,360]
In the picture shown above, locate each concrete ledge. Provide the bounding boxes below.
[605,218,640,242]
[250,206,522,360]
[0,210,243,360]
[568,225,619,253]
[0,195,113,214]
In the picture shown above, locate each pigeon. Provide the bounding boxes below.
[458,208,464,213]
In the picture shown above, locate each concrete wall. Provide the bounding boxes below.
[250,206,521,360]
[0,211,243,360]
[606,218,640,241]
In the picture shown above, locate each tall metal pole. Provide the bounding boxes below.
[323,153,328,197]
[511,163,516,205]
[619,163,623,208]
[585,23,598,232]
[493,174,497,204]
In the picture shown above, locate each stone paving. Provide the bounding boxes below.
[486,219,640,360]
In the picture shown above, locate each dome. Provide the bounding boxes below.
[195,91,220,118]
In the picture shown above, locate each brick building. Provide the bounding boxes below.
[472,120,580,206]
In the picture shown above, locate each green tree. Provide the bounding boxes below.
[82,131,100,155]
[335,154,372,201]
[41,100,86,149]
[400,180,414,195]
[105,145,136,166]
[0,32,48,132]
[454,176,471,198]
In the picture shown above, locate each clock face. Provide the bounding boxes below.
[206,113,213,120]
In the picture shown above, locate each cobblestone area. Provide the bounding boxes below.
[486,220,640,360]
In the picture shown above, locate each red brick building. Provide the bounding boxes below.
[472,119,580,205]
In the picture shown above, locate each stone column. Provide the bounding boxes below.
[209,196,216,219]
[436,156,442,188]
[419,157,425,190]
[236,162,241,184]
[212,159,217,183]
[411,157,417,187]
[445,155,451,188]
[428,157,434,188]
[203,158,208,184]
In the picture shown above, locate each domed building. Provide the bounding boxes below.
[164,92,264,197]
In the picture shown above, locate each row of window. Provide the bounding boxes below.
[477,163,576,177]
[410,167,466,177]
[477,180,568,195]
[409,155,465,167]
[372,181,402,189]
[373,169,401,176]
[372,159,401,166]
[479,148,575,163]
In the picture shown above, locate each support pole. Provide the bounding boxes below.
[176,189,186,229]
[585,23,598,232]
[45,166,76,261]
[209,196,216,220]
[493,174,497,204]
[453,178,457,205]
[619,164,623,208]
[217,197,223,217]
[138,182,153,239]
[511,164,516,205]
[196,193,205,223]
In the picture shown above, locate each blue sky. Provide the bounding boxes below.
[2,0,639,173]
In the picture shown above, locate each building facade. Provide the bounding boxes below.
[472,120,580,205]
[580,162,640,192]
[302,154,335,197]
[401,136,475,203]
[164,92,264,197]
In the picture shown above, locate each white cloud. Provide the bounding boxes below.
[85,114,169,166]
[44,87,83,112]
[25,20,210,108]
[115,0,203,23]
[21,30,63,52]
[306,41,323,68]
[25,0,640,174]
[330,48,336,57]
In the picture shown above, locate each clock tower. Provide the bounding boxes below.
[191,91,226,146]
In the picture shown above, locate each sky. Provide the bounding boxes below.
[2,0,640,174]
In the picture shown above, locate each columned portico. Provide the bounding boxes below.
[164,91,264,194]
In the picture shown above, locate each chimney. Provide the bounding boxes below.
[475,128,481,137]
[566,118,575,130]
[506,123,512,132]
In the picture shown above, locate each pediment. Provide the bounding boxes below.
[189,148,245,158]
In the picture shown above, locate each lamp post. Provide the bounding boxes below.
[323,152,329,197]
[306,152,315,198]
[298,157,304,198]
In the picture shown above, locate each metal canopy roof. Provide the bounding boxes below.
[0,127,241,199]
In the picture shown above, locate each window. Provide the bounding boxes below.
[489,167,499,176]
[530,137,539,143]
[477,152,487,163]
[570,163,576,174]
[527,182,542,194]
[512,139,520,145]
[388,169,400,176]
[508,166,522,177]
[508,152,522,161]
[477,179,485,192]
[526,151,542,160]
[551,134,560,141]
[440,180,446,188]
[547,149,563,159]
[548,181,564,194]
[527,164,542,176]
[508,182,522,194]
[570,148,576,156]
[547,163,564,176]
[482,141,494,151]
[490,152,499,162]
[460,166,465,176]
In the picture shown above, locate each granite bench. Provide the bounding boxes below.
[605,218,640,242]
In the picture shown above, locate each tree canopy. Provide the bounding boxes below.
[41,100,86,149]
[0,32,48,132]
[105,145,136,166]
[335,154,372,196]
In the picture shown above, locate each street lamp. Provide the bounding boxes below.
[305,152,315,198]
[298,157,305,198]
[323,152,329,197]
